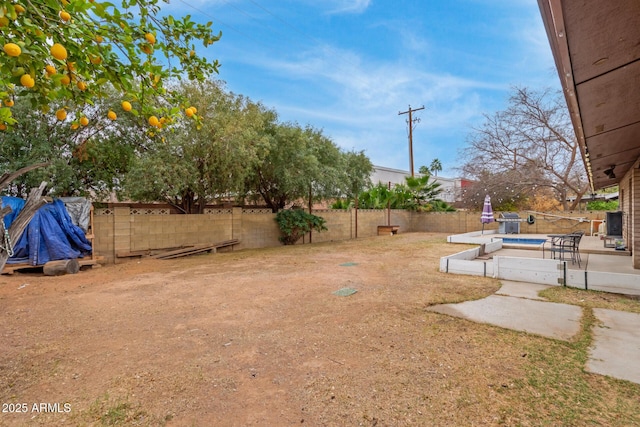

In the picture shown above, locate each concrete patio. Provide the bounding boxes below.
[435,231,640,385]
[492,233,638,275]
[441,231,640,296]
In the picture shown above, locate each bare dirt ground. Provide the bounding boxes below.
[1,232,639,426]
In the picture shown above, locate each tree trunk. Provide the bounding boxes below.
[43,259,80,276]
[0,163,49,191]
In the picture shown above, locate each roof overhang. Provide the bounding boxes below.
[537,0,640,191]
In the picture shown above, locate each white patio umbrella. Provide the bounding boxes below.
[480,194,494,234]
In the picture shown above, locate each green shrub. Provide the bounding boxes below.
[331,198,353,209]
[587,200,619,211]
[275,209,327,245]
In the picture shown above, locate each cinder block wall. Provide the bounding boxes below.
[93,208,114,261]
[235,208,281,249]
[93,207,607,264]
[128,210,234,252]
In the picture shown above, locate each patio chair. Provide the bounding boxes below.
[549,232,583,267]
[567,231,584,267]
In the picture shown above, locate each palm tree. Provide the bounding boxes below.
[430,158,443,176]
[403,174,445,210]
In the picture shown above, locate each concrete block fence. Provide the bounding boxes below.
[92,206,605,264]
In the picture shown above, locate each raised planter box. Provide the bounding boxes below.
[377,225,399,236]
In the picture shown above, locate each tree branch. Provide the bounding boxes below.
[0,162,50,192]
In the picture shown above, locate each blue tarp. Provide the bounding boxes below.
[1,197,92,265]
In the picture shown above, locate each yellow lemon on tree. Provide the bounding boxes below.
[108,110,117,120]
[89,54,102,64]
[185,107,194,117]
[14,4,26,14]
[80,116,89,126]
[51,43,68,60]
[145,33,156,44]
[3,43,21,57]
[71,123,79,130]
[191,106,198,114]
[60,74,71,85]
[95,35,104,43]
[77,81,87,91]
[20,74,35,88]
[121,101,132,112]
[4,99,14,107]
[59,10,71,21]
[148,116,159,127]
[56,108,67,121]
[0,17,9,27]
[45,65,57,76]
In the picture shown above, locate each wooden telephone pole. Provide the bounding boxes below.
[398,105,425,177]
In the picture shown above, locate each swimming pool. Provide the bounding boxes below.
[501,238,547,245]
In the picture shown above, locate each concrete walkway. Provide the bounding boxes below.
[588,309,640,383]
[427,280,640,385]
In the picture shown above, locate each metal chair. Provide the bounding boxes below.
[549,232,583,267]
[569,231,584,267]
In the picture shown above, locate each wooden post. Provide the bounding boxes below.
[387,181,391,226]
[354,195,358,239]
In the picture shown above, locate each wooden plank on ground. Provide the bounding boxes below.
[1,262,33,275]
[116,249,154,258]
[152,239,239,260]
[1,256,102,275]
[117,246,193,258]
[78,256,103,268]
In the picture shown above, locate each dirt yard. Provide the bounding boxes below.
[1,233,638,426]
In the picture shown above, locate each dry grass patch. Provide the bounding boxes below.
[0,232,638,426]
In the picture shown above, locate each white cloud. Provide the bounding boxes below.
[213,0,558,174]
[323,0,372,15]
[224,41,502,174]
[267,45,478,89]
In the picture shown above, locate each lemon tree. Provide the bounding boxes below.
[0,88,152,199]
[0,0,220,129]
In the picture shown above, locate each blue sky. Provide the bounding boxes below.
[165,0,561,177]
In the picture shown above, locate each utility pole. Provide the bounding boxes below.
[398,105,425,177]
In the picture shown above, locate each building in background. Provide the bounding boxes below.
[370,165,470,205]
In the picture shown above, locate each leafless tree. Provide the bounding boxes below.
[459,86,589,210]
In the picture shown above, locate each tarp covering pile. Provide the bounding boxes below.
[1,196,92,265]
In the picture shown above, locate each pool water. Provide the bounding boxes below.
[501,238,547,245]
